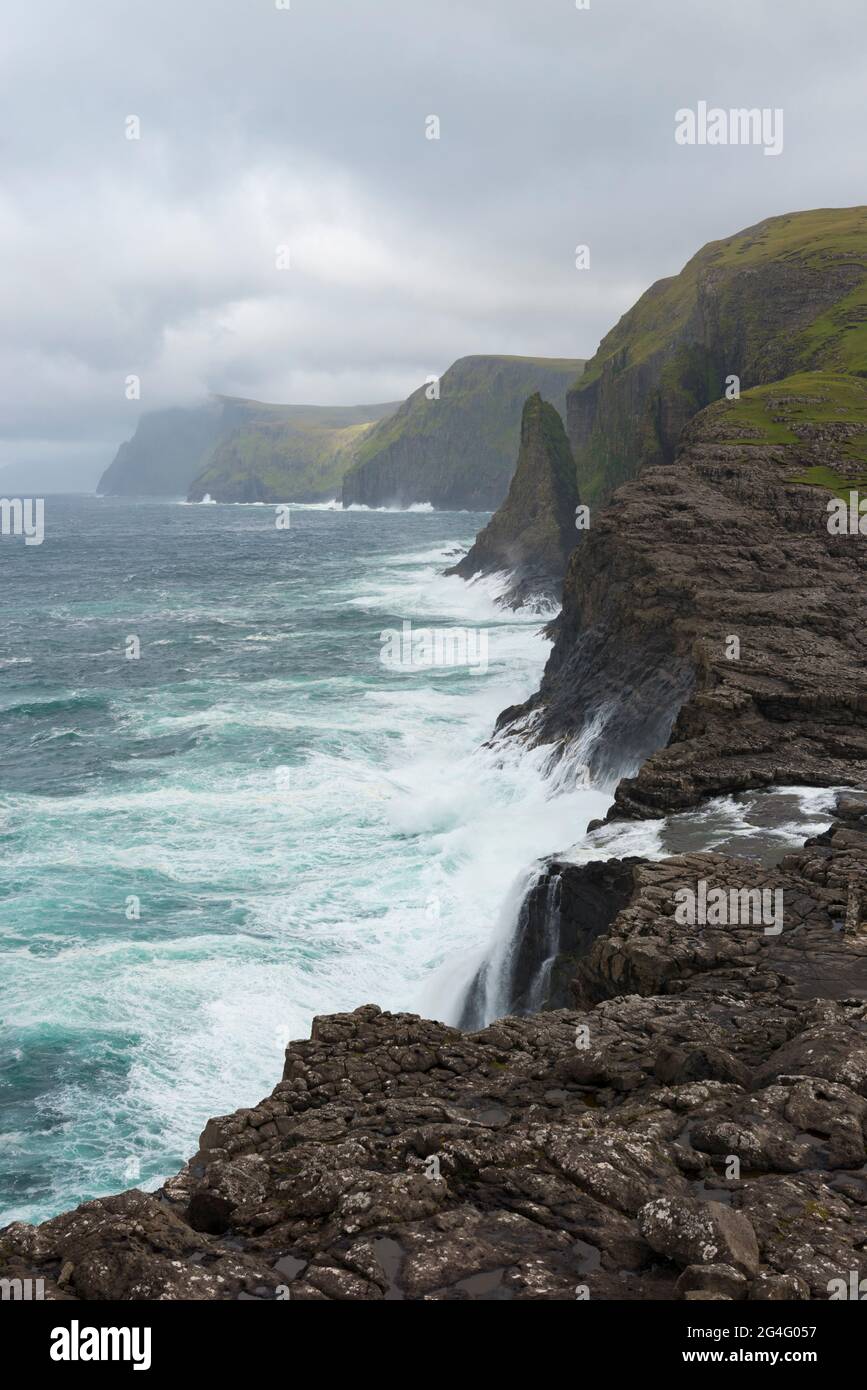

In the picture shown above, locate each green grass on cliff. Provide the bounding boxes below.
[709,371,867,458]
[569,208,867,506]
[786,463,867,499]
[188,399,399,501]
[577,206,867,391]
[197,419,376,498]
[693,371,867,499]
[351,356,581,464]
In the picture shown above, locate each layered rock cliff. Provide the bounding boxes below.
[500,370,867,813]
[341,356,584,510]
[445,394,578,607]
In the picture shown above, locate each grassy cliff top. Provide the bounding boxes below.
[213,396,400,427]
[579,206,867,390]
[691,371,867,503]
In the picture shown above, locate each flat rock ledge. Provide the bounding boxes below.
[2,796,866,1301]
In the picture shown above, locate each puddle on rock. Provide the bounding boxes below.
[273,1254,307,1282]
[454,1267,513,1300]
[371,1236,405,1301]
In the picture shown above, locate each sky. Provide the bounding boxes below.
[2,0,866,490]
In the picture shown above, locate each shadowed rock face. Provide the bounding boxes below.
[341,355,584,511]
[445,393,579,608]
[501,376,867,814]
[3,798,865,1301]
[97,401,223,496]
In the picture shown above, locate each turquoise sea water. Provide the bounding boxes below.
[0,496,612,1224]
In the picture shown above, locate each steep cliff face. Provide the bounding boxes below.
[97,401,223,496]
[99,397,399,500]
[446,394,578,606]
[186,398,399,502]
[502,371,867,812]
[341,355,584,509]
[567,206,867,503]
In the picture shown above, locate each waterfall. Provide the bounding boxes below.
[521,871,563,1014]
[457,861,563,1029]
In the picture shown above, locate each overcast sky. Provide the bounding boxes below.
[2,0,865,490]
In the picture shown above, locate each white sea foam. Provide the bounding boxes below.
[175,498,468,513]
[345,501,436,513]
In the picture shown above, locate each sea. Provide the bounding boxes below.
[0,496,839,1225]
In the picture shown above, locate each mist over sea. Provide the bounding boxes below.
[0,496,611,1223]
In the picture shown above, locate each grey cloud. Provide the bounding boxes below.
[3,0,865,488]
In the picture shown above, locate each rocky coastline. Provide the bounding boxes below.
[2,795,865,1301]
[6,207,867,1302]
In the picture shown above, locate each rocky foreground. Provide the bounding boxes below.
[3,796,866,1301]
